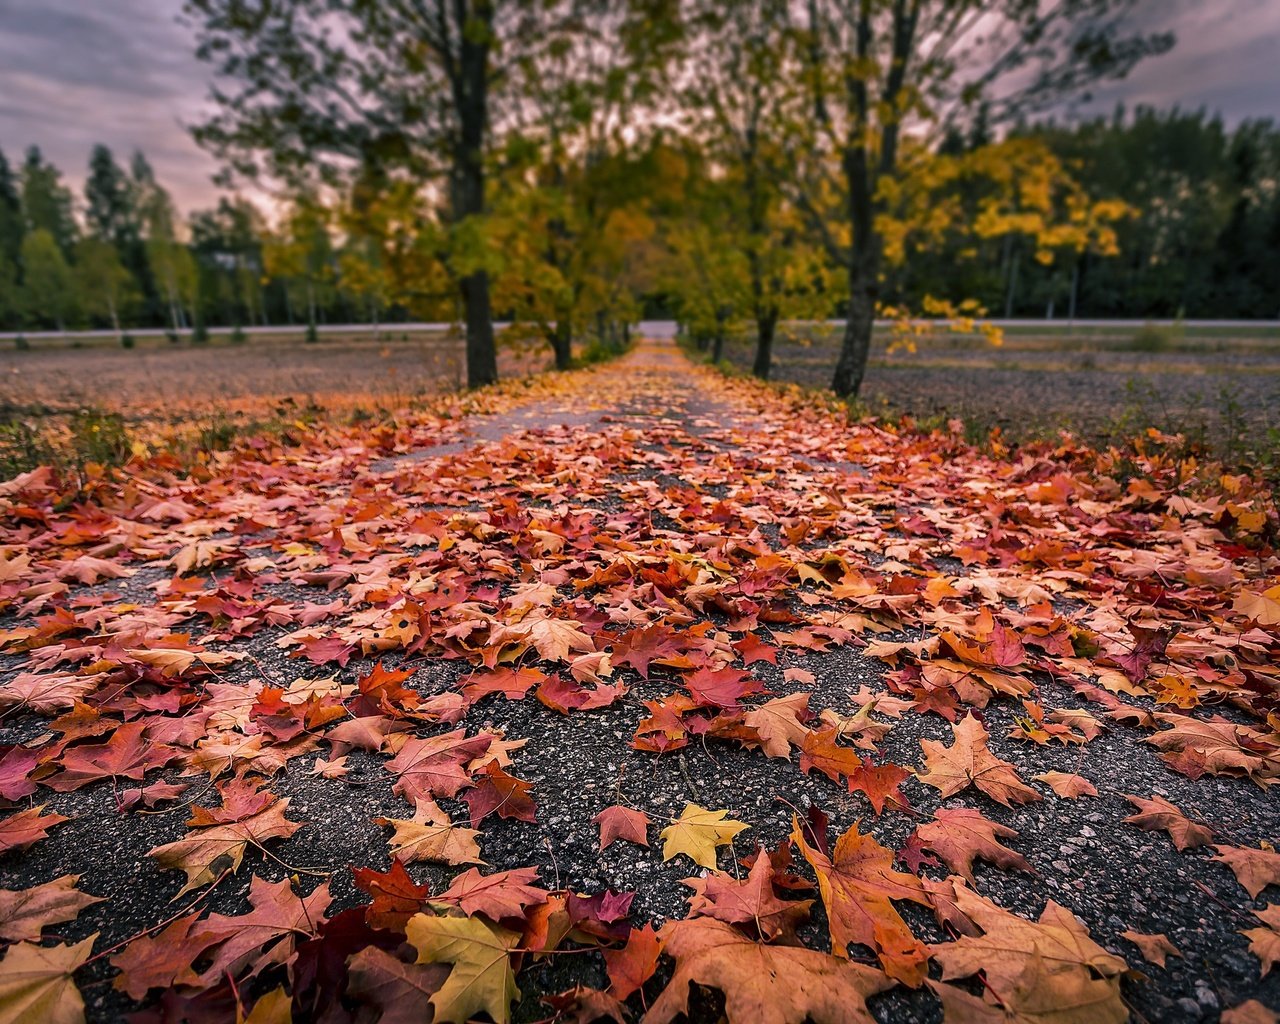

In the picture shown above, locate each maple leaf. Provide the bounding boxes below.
[594,805,650,850]
[149,798,303,895]
[1120,930,1183,968]
[567,890,634,941]
[742,692,812,758]
[460,666,545,705]
[799,725,862,784]
[569,651,614,685]
[0,805,68,856]
[928,883,1128,1023]
[0,875,103,943]
[462,762,537,824]
[1033,771,1098,799]
[643,917,893,1024]
[47,721,180,792]
[603,922,662,1000]
[939,626,1026,668]
[682,666,766,710]
[1242,905,1280,977]
[192,875,331,986]
[684,853,813,941]
[109,912,217,999]
[1235,585,1280,626]
[611,624,682,679]
[347,946,449,1024]
[405,913,521,1024]
[913,808,1034,884]
[0,674,97,714]
[542,985,628,1024]
[791,816,931,986]
[1220,1000,1279,1024]
[525,616,594,662]
[917,713,1042,807]
[1214,844,1280,899]
[1122,794,1212,851]
[1146,713,1274,779]
[0,933,96,1024]
[659,803,748,870]
[0,745,38,802]
[385,729,493,802]
[434,867,548,920]
[535,674,627,714]
[818,703,892,749]
[733,631,778,666]
[378,798,483,867]
[354,859,433,934]
[124,647,240,677]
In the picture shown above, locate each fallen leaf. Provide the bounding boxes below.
[643,917,892,1024]
[405,913,520,1024]
[659,804,749,870]
[917,713,1042,807]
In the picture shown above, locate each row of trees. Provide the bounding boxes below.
[12,4,1276,395]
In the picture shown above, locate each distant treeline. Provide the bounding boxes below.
[895,107,1280,320]
[1,105,1278,336]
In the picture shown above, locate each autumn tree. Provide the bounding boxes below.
[75,238,138,336]
[677,0,830,379]
[263,194,336,341]
[139,174,198,335]
[787,0,1173,396]
[184,0,655,387]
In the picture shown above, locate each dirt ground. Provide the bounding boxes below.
[722,327,1280,450]
[0,332,544,420]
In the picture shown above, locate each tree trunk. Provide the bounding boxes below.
[711,328,725,364]
[1004,249,1020,318]
[551,316,572,370]
[832,261,877,397]
[451,3,497,389]
[752,309,779,380]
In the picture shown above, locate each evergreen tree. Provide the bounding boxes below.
[21,147,78,257]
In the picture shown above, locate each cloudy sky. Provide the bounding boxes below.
[1,0,1277,216]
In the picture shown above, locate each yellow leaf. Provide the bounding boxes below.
[659,803,748,870]
[0,933,96,1024]
[1235,586,1280,626]
[406,914,520,1024]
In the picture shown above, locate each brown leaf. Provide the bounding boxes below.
[1120,929,1182,968]
[644,917,892,1024]
[1214,844,1280,899]
[913,808,1034,884]
[1122,794,1212,851]
[917,713,1042,807]
[791,816,930,986]
[593,805,650,850]
[0,875,103,943]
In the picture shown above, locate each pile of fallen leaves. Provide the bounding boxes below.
[0,341,1277,1023]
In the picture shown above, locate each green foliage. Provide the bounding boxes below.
[20,229,75,330]
[1126,322,1180,353]
[68,409,132,469]
[120,333,136,349]
[0,417,56,480]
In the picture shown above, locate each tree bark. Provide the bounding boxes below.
[451,1,498,389]
[832,256,877,397]
[551,316,572,369]
[752,309,778,379]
